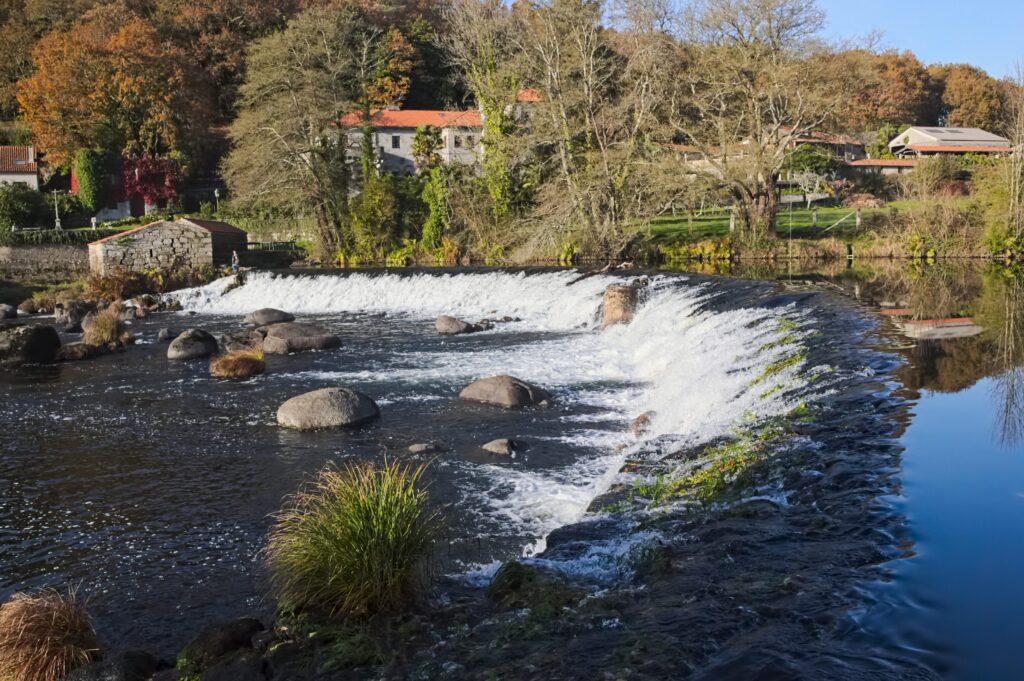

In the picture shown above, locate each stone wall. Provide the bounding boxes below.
[0,245,88,281]
[89,221,214,276]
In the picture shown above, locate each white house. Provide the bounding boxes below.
[0,146,39,189]
[889,127,1010,158]
[339,109,483,174]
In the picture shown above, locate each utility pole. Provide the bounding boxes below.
[213,188,220,213]
[53,191,61,229]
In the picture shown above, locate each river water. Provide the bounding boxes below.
[1,264,1022,678]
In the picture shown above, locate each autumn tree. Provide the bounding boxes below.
[666,0,845,240]
[931,63,1008,132]
[835,49,941,130]
[17,4,213,167]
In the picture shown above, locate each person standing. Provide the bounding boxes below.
[231,250,240,273]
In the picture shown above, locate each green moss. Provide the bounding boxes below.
[750,351,806,387]
[318,622,388,671]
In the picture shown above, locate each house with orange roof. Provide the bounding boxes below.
[0,146,39,189]
[339,108,483,174]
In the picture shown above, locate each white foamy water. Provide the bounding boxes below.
[175,271,812,571]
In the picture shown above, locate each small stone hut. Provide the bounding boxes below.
[88,218,247,276]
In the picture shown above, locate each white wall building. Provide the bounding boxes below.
[340,109,483,175]
[889,127,1011,158]
[0,146,39,189]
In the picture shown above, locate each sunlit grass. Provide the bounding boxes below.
[0,587,98,681]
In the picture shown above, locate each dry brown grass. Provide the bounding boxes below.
[0,588,98,681]
[210,348,266,379]
[82,304,128,347]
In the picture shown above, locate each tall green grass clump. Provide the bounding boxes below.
[267,461,438,616]
[0,587,98,681]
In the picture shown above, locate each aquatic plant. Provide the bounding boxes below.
[0,587,98,681]
[209,348,266,379]
[267,461,438,616]
[83,304,127,347]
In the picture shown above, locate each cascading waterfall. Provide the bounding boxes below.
[175,270,811,563]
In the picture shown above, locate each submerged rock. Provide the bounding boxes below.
[167,329,218,360]
[244,308,295,325]
[487,561,583,615]
[177,617,264,677]
[0,324,61,366]
[0,303,16,319]
[64,649,164,681]
[57,342,111,362]
[277,387,380,429]
[630,411,655,436]
[459,375,552,408]
[409,442,442,454]
[156,328,173,343]
[259,322,340,354]
[436,315,481,335]
[481,438,519,455]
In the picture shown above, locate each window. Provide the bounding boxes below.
[454,135,462,148]
[465,135,475,147]
[391,135,401,149]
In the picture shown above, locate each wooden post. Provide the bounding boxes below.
[856,209,862,228]
[811,207,817,228]
[729,206,736,233]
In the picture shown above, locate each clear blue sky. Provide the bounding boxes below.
[820,0,1024,78]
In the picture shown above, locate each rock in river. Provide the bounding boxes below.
[0,303,16,319]
[64,649,164,681]
[55,300,97,332]
[0,324,61,366]
[167,329,218,360]
[459,375,552,408]
[244,308,295,325]
[481,438,519,455]
[260,322,340,354]
[436,315,480,335]
[277,387,380,429]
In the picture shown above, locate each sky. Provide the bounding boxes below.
[820,0,1024,78]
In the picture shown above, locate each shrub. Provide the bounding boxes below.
[85,269,153,300]
[210,349,266,379]
[0,183,47,236]
[267,461,438,616]
[0,587,99,681]
[83,304,128,347]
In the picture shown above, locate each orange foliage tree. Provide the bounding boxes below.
[17,5,213,168]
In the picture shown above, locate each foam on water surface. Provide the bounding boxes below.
[175,270,812,578]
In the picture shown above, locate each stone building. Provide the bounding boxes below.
[88,218,247,276]
[339,109,483,175]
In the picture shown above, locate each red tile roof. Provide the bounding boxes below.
[848,159,918,167]
[517,88,542,103]
[88,218,245,246]
[907,145,1010,154]
[0,146,37,174]
[339,109,483,129]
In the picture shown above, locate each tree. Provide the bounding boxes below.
[412,124,442,172]
[16,5,214,167]
[0,182,46,232]
[666,0,844,240]
[783,144,837,176]
[510,0,669,258]
[836,50,941,130]
[443,0,522,222]
[73,148,114,212]
[931,63,1008,132]
[224,5,397,260]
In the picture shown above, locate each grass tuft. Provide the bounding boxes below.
[267,461,439,616]
[83,304,128,347]
[210,348,266,379]
[0,587,99,681]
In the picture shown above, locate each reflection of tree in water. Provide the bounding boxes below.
[975,269,1024,446]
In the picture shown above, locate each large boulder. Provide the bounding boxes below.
[64,650,164,681]
[436,315,481,335]
[277,388,380,430]
[0,324,61,366]
[459,375,552,409]
[222,329,264,353]
[167,329,219,360]
[244,308,295,325]
[55,300,97,332]
[481,438,519,455]
[0,303,16,319]
[177,617,264,678]
[602,284,638,328]
[259,322,340,354]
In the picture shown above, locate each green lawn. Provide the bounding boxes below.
[649,205,885,244]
